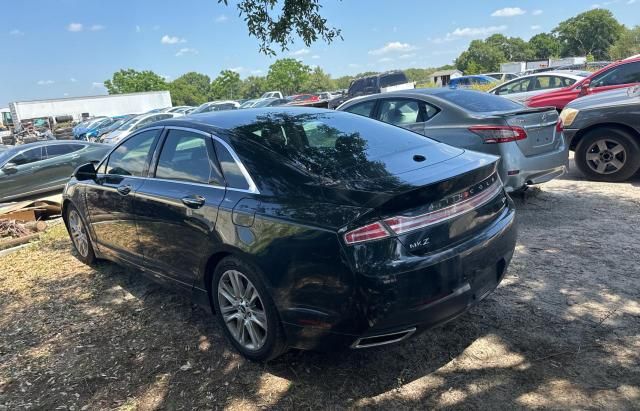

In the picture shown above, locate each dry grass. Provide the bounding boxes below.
[0,162,639,410]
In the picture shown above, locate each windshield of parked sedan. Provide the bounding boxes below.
[116,116,140,130]
[439,90,523,112]
[231,112,435,181]
[191,103,214,114]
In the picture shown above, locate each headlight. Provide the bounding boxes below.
[559,108,579,127]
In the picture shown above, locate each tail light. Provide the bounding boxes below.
[556,118,563,133]
[469,125,527,144]
[343,177,502,245]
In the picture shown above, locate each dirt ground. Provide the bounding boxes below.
[1,161,639,410]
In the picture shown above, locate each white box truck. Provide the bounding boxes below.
[9,91,172,131]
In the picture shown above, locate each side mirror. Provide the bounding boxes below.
[73,162,97,181]
[1,162,17,174]
[578,80,592,97]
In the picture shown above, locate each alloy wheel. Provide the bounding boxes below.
[217,270,268,351]
[585,139,627,175]
[69,210,89,257]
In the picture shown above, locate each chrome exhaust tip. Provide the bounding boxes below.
[351,327,417,349]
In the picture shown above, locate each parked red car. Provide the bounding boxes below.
[286,94,320,105]
[526,58,640,110]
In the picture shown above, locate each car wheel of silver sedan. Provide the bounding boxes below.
[575,128,640,182]
[212,257,287,361]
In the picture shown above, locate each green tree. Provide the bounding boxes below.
[266,58,310,95]
[301,66,335,92]
[218,0,342,55]
[334,75,353,90]
[169,72,211,105]
[455,40,505,73]
[529,33,562,59]
[553,9,623,60]
[609,25,640,60]
[210,70,242,99]
[104,69,167,94]
[240,76,269,98]
[485,34,533,61]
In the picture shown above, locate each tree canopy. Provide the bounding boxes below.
[218,0,342,55]
[609,25,640,60]
[553,9,623,60]
[266,58,311,95]
[104,69,167,94]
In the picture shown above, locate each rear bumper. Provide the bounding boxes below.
[282,203,517,351]
[500,136,569,192]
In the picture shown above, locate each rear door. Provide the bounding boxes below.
[133,127,226,287]
[42,143,85,186]
[85,128,161,263]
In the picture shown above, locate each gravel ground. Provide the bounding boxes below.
[0,161,639,410]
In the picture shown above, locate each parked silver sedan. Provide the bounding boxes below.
[488,71,590,103]
[337,89,569,192]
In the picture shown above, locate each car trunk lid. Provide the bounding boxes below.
[496,107,561,157]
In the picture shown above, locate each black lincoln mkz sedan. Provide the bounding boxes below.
[63,108,517,361]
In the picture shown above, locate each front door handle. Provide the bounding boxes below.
[181,194,205,209]
[117,184,132,196]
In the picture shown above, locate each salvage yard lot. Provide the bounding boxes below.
[0,163,639,410]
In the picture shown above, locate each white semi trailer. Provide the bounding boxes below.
[8,91,172,131]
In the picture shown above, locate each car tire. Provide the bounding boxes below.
[65,204,96,265]
[575,128,640,182]
[211,256,288,361]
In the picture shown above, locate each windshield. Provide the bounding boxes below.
[117,116,140,130]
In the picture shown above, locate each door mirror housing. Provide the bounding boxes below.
[73,162,97,181]
[1,162,17,174]
[578,80,592,97]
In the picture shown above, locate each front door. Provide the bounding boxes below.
[133,128,226,287]
[0,146,47,199]
[84,129,161,264]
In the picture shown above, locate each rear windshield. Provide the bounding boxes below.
[379,73,408,88]
[439,90,523,112]
[229,112,431,181]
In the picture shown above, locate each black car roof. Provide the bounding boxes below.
[149,107,348,139]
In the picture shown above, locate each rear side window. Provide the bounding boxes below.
[214,141,250,190]
[155,129,223,185]
[379,73,408,88]
[46,144,82,158]
[378,99,437,125]
[343,100,376,117]
[592,62,640,87]
[105,129,159,176]
[439,90,523,112]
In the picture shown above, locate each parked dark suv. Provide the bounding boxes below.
[328,71,410,109]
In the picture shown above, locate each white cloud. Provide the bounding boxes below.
[215,14,228,23]
[63,93,69,97]
[175,47,198,57]
[228,66,245,73]
[250,69,264,75]
[37,80,54,85]
[136,25,141,33]
[70,77,77,82]
[290,48,310,56]
[92,82,106,89]
[399,53,416,59]
[161,35,186,44]
[368,41,417,55]
[67,23,83,32]
[491,7,526,17]
[531,25,541,30]
[447,25,507,38]
[378,57,393,63]
[160,74,172,81]
[532,9,543,15]
[348,63,361,68]
[591,4,601,8]
[311,54,320,59]
[90,24,105,31]
[9,29,24,36]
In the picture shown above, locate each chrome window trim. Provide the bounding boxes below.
[163,126,259,194]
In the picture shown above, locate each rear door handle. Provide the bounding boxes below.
[181,194,205,209]
[117,184,132,195]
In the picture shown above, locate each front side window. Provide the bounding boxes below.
[343,100,376,118]
[592,62,640,87]
[11,147,43,165]
[105,129,159,176]
[497,78,531,95]
[155,129,223,185]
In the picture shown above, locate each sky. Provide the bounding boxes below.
[1,0,638,106]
